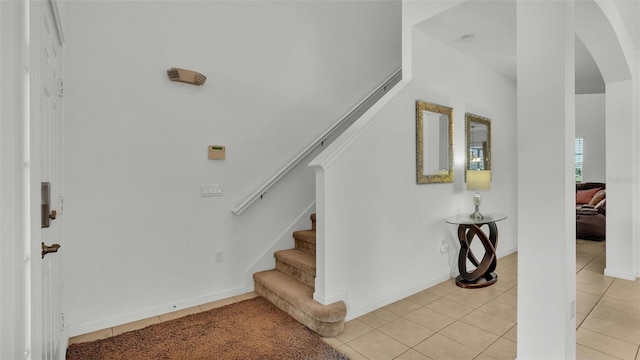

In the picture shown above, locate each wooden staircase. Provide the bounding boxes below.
[253,214,347,337]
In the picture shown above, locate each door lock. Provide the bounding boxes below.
[41,182,58,228]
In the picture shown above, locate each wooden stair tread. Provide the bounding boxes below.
[274,249,316,275]
[253,270,345,323]
[293,229,316,243]
[253,213,345,337]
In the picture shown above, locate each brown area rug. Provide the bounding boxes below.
[66,296,347,360]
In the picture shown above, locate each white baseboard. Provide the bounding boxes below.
[340,250,517,321]
[604,267,638,281]
[67,286,246,337]
[313,291,347,306]
[344,274,451,321]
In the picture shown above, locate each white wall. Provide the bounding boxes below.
[576,93,605,183]
[0,2,28,358]
[310,29,517,318]
[63,0,401,335]
[401,0,464,79]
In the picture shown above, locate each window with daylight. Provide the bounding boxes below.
[575,138,583,183]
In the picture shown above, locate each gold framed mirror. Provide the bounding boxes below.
[465,113,491,175]
[416,100,454,184]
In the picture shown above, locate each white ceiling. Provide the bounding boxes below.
[614,0,640,48]
[415,0,639,94]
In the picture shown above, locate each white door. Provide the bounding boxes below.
[30,1,65,359]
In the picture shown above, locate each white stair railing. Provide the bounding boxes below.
[232,68,402,216]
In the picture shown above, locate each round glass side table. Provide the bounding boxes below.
[445,214,508,288]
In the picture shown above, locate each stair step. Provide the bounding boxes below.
[275,249,316,288]
[253,270,346,337]
[293,229,316,256]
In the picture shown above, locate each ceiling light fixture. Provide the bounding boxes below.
[167,67,207,86]
[460,34,475,43]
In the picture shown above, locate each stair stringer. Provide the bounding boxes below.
[244,202,316,292]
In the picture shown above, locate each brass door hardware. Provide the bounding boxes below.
[42,242,61,259]
[41,182,57,228]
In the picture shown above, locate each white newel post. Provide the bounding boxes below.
[311,165,348,306]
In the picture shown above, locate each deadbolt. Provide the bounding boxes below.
[41,182,57,228]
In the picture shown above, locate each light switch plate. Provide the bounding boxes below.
[201,184,223,197]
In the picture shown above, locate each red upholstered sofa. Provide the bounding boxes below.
[576,182,606,241]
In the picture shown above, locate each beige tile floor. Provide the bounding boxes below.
[325,240,640,360]
[70,239,640,360]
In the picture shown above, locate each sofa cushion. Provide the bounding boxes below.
[588,189,606,205]
[576,187,601,204]
[576,213,606,240]
[577,207,599,216]
[595,199,606,215]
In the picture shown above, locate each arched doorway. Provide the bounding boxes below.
[576,0,637,281]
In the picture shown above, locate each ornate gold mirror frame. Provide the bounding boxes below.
[416,100,454,184]
[465,113,491,179]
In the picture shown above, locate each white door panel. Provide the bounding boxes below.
[31,1,64,359]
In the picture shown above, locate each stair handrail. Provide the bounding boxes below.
[231,68,402,216]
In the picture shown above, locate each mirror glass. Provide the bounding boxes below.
[416,100,454,184]
[465,113,491,173]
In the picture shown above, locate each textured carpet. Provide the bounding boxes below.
[66,296,347,360]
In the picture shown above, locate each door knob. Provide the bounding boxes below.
[49,210,57,220]
[41,242,61,259]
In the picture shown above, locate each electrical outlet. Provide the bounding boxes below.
[440,242,449,253]
[570,300,575,319]
[215,249,224,262]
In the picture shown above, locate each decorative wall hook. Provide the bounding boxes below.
[167,67,206,86]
